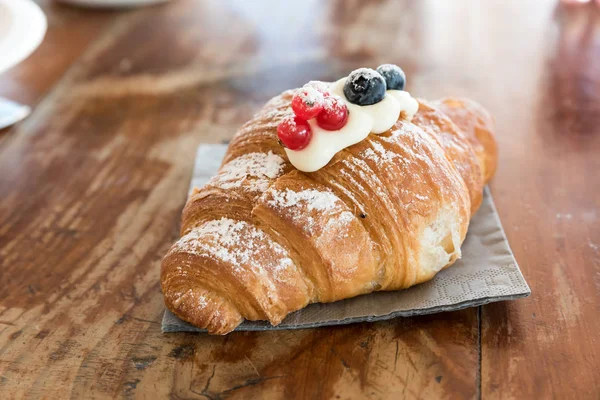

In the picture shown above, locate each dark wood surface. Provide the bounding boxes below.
[1,0,599,398]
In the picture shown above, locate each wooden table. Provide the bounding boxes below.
[1,0,599,398]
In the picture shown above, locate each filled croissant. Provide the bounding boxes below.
[161,66,497,334]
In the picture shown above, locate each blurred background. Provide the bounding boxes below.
[2,0,599,132]
[2,0,598,202]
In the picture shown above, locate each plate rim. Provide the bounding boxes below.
[0,0,47,75]
[56,0,170,8]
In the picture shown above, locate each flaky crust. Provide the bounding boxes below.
[161,90,496,334]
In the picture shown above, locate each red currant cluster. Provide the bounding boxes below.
[277,81,349,150]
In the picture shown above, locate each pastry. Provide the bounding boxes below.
[161,65,497,334]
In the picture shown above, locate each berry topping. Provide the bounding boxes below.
[376,64,406,91]
[291,87,324,120]
[316,95,349,131]
[304,81,331,97]
[343,68,386,106]
[277,115,312,150]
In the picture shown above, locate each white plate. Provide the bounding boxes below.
[57,0,170,8]
[0,0,47,75]
[0,97,30,129]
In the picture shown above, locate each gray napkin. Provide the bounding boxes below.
[162,145,530,333]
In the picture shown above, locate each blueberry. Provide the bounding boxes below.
[376,64,406,91]
[343,68,386,106]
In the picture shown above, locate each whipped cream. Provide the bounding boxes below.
[284,78,419,173]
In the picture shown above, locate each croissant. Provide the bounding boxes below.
[161,82,497,335]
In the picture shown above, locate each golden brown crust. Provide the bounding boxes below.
[433,97,498,183]
[253,170,378,302]
[160,90,497,334]
[413,99,484,215]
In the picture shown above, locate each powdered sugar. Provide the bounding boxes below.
[321,211,356,240]
[295,86,323,106]
[376,64,397,75]
[335,211,355,226]
[265,188,358,237]
[414,193,430,201]
[306,81,330,94]
[347,68,383,91]
[361,141,406,166]
[208,152,285,193]
[170,288,223,321]
[268,188,339,212]
[173,218,294,282]
[195,291,208,309]
[371,141,395,160]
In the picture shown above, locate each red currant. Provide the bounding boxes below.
[304,81,331,97]
[291,87,324,120]
[316,95,349,131]
[277,115,312,150]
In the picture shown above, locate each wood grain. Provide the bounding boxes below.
[480,3,600,399]
[0,0,598,399]
[0,0,116,106]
